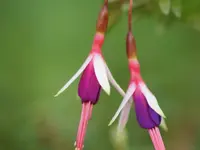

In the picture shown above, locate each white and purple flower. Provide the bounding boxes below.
[109,31,167,150]
[54,2,125,149]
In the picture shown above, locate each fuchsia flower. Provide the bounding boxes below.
[109,31,167,150]
[109,1,167,149]
[55,1,124,149]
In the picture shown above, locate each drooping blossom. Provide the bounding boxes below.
[54,1,125,149]
[109,1,167,149]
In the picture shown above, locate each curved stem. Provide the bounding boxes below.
[104,0,108,5]
[128,0,133,31]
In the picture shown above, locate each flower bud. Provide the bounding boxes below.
[96,4,109,33]
[126,31,137,59]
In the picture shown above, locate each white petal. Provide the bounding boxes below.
[105,64,132,129]
[54,55,93,97]
[139,83,166,118]
[108,83,136,126]
[160,117,168,131]
[118,100,132,130]
[93,54,110,95]
[105,64,125,96]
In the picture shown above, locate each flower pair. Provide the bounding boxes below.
[55,0,167,149]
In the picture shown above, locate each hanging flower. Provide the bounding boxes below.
[109,1,167,148]
[55,1,125,149]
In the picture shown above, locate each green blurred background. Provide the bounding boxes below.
[1,0,200,149]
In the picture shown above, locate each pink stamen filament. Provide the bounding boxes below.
[149,129,160,150]
[76,104,86,148]
[79,103,89,149]
[153,128,161,149]
[75,102,93,150]
[88,104,93,120]
[148,127,165,150]
[155,127,165,150]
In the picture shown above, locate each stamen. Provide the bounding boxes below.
[149,128,166,150]
[88,104,93,120]
[152,128,161,150]
[75,103,86,149]
[75,102,93,150]
[149,129,160,150]
[79,103,92,149]
[155,127,166,150]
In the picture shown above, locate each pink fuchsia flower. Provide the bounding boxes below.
[55,1,125,150]
[109,30,167,150]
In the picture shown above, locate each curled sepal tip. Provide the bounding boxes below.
[118,100,132,130]
[108,83,136,126]
[54,55,93,97]
[160,117,168,131]
[105,64,126,97]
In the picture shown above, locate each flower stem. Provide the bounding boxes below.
[128,0,133,31]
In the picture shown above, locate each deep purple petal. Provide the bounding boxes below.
[133,88,161,129]
[148,107,161,125]
[78,61,101,104]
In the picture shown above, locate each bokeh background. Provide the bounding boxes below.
[1,0,200,149]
